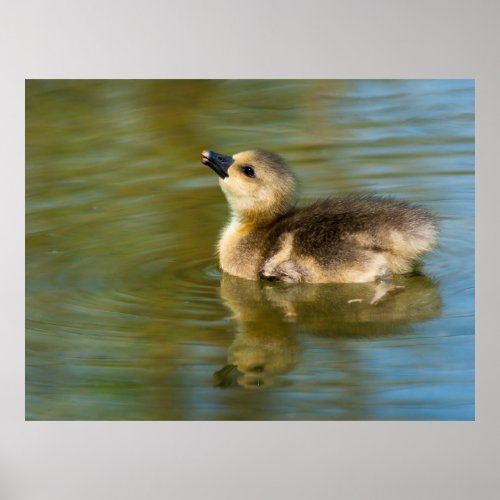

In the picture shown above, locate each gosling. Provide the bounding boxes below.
[201,149,438,284]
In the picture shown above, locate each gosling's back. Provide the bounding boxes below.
[259,195,437,283]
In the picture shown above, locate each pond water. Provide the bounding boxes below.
[26,79,474,420]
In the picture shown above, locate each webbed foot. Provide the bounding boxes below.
[370,268,405,304]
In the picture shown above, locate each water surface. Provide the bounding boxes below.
[26,80,474,420]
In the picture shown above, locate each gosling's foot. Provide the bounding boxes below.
[370,268,405,304]
[347,268,405,305]
[370,284,406,305]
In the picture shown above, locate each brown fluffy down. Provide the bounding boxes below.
[259,196,438,282]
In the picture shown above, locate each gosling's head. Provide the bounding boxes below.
[201,149,297,225]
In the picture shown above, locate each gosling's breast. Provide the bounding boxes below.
[218,220,268,280]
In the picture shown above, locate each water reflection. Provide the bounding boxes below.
[216,273,442,389]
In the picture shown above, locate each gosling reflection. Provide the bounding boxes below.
[215,273,442,389]
[214,275,299,389]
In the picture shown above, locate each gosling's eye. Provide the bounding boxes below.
[242,166,255,178]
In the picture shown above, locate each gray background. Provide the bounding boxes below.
[2,0,497,499]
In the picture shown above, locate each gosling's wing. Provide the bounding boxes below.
[277,196,438,260]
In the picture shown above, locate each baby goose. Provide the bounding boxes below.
[201,149,438,284]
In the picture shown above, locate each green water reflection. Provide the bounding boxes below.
[26,80,474,420]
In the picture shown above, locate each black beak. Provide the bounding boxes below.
[201,150,234,179]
